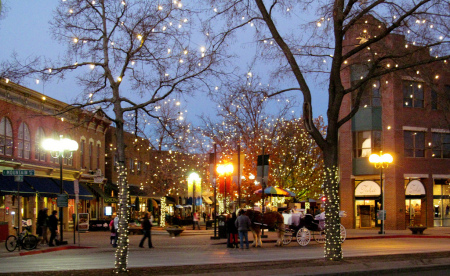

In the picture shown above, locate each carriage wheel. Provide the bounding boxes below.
[296,227,311,246]
[314,230,326,244]
[340,224,346,243]
[282,230,293,245]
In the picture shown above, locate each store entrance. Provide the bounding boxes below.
[405,199,422,227]
[355,199,376,228]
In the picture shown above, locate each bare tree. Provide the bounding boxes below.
[2,0,225,272]
[206,0,450,260]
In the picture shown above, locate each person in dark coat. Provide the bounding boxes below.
[37,208,48,245]
[48,210,59,247]
[226,213,239,248]
[139,213,153,248]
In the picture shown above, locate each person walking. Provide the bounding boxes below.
[226,212,239,248]
[37,208,49,245]
[139,213,153,248]
[235,209,251,249]
[48,210,59,247]
[109,214,118,248]
[193,211,200,230]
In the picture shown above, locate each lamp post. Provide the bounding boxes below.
[217,163,234,213]
[369,151,393,235]
[42,135,78,244]
[188,172,201,228]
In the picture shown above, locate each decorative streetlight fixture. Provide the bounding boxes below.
[188,172,201,227]
[369,151,393,235]
[42,135,78,244]
[216,163,234,213]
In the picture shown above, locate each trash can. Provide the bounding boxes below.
[218,215,227,239]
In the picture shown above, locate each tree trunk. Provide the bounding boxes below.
[323,143,342,261]
[114,104,129,273]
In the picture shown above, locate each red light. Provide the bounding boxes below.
[5,207,9,215]
[321,196,326,202]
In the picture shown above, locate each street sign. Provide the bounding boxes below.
[57,193,69,207]
[3,170,35,176]
[14,176,23,182]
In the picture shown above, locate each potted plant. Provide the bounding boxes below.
[408,224,427,234]
[165,225,185,237]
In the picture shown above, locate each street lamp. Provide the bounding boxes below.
[217,163,233,213]
[369,151,393,235]
[188,172,201,228]
[42,135,78,244]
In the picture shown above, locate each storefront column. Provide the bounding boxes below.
[29,195,37,235]
[5,195,14,235]
[340,177,355,229]
[424,178,433,227]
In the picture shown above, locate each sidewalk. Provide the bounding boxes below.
[1,226,449,258]
[1,227,450,275]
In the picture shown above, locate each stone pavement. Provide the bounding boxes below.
[1,226,450,274]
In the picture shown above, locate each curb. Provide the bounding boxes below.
[19,245,93,256]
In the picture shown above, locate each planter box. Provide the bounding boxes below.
[408,227,427,234]
[166,227,185,237]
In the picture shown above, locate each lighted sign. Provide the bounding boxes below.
[104,206,112,216]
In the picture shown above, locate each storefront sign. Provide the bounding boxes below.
[355,181,381,196]
[405,180,426,195]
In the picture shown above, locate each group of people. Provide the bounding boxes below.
[109,212,154,249]
[226,209,252,249]
[36,208,59,247]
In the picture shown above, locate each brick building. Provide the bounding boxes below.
[0,80,110,238]
[339,16,450,230]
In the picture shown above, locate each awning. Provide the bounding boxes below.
[165,196,176,205]
[86,184,118,203]
[0,175,36,195]
[54,180,94,200]
[202,196,213,204]
[24,176,60,198]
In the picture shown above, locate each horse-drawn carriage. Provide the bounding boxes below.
[282,211,347,246]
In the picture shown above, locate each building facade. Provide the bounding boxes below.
[0,80,110,238]
[339,16,450,230]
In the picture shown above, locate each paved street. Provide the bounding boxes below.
[1,227,450,275]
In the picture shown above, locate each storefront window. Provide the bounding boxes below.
[434,180,450,226]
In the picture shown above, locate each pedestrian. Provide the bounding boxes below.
[226,212,239,248]
[48,210,59,247]
[202,212,207,223]
[37,207,49,245]
[193,211,200,230]
[109,214,117,248]
[235,209,251,249]
[139,213,153,248]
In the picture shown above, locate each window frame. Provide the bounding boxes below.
[432,132,450,159]
[404,131,425,158]
[0,117,13,156]
[403,81,424,108]
[352,130,382,158]
[34,127,46,161]
[18,122,31,159]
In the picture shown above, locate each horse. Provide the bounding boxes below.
[243,209,285,247]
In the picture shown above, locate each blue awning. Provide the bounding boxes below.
[24,176,60,198]
[0,175,36,195]
[54,180,93,200]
